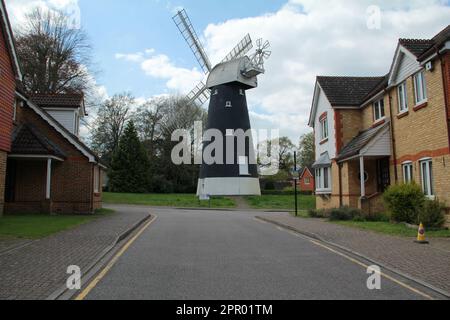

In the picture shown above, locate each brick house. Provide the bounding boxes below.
[0,0,22,216]
[309,25,450,224]
[298,167,315,193]
[0,0,104,215]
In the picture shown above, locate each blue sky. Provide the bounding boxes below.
[6,0,450,141]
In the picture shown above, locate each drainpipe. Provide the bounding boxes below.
[338,163,343,207]
[388,92,399,182]
[440,54,450,151]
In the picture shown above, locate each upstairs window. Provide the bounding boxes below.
[402,162,414,183]
[373,99,385,121]
[397,82,408,113]
[414,71,427,105]
[319,117,329,141]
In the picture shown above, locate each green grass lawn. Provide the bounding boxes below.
[245,194,316,211]
[103,192,236,208]
[333,221,450,238]
[0,209,114,240]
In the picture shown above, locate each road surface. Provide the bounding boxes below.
[82,205,433,300]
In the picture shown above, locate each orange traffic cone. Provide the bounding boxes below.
[414,223,429,244]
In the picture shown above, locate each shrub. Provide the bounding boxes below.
[329,207,362,221]
[383,183,426,224]
[308,209,329,219]
[265,181,276,191]
[419,199,446,229]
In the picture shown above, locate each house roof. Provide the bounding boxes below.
[316,76,386,107]
[418,24,450,60]
[300,166,314,178]
[399,38,435,57]
[337,122,390,161]
[30,93,87,116]
[0,0,22,80]
[11,124,67,159]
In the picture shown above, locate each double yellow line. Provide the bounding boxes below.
[75,215,158,300]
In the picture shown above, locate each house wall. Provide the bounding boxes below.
[389,57,450,206]
[6,104,98,214]
[314,87,336,160]
[0,151,6,215]
[299,169,315,192]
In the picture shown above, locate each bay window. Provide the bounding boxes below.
[316,167,331,193]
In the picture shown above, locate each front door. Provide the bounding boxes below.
[5,159,17,202]
[376,158,390,193]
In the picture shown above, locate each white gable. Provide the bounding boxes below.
[361,126,391,157]
[388,45,421,86]
[313,85,336,160]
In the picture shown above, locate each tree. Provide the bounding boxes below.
[298,132,315,169]
[108,121,150,193]
[90,93,134,165]
[15,8,93,95]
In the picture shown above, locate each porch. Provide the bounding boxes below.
[337,122,392,214]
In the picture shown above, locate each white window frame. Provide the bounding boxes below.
[414,71,427,105]
[316,167,331,193]
[319,117,329,141]
[13,100,17,121]
[397,81,408,113]
[402,161,414,183]
[373,98,385,122]
[420,159,434,198]
[239,156,250,176]
[304,177,311,185]
[94,166,100,193]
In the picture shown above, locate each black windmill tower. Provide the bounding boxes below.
[173,10,271,197]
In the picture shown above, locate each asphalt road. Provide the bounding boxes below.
[84,205,429,300]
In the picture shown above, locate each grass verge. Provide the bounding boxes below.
[245,195,316,211]
[103,192,236,208]
[333,220,450,238]
[0,209,115,240]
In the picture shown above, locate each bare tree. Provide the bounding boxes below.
[90,93,135,164]
[15,8,93,95]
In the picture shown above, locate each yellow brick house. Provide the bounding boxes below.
[309,25,450,223]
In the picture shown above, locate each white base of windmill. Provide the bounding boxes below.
[197,178,261,197]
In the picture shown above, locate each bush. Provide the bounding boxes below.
[329,207,362,221]
[265,181,276,191]
[308,209,329,219]
[419,199,446,229]
[383,183,426,224]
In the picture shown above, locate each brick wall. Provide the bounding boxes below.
[0,151,6,215]
[0,18,15,153]
[6,104,98,214]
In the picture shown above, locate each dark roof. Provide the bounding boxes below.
[418,25,450,60]
[337,122,390,160]
[399,38,435,57]
[317,76,386,106]
[30,93,84,109]
[11,124,67,158]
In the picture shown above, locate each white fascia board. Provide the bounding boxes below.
[361,90,385,108]
[0,1,22,81]
[16,91,97,163]
[388,45,422,87]
[8,154,65,161]
[308,82,321,127]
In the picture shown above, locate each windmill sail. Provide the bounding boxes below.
[187,81,210,106]
[221,34,253,63]
[173,9,212,74]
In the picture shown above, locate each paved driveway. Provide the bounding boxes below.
[84,206,432,300]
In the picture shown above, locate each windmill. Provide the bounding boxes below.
[173,9,271,197]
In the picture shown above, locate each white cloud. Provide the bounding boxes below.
[201,0,450,141]
[116,49,205,94]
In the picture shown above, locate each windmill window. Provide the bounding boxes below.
[226,129,234,136]
[239,156,250,176]
[239,89,244,96]
[226,101,232,108]
[213,89,219,95]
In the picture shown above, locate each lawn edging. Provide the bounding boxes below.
[255,215,450,299]
[47,213,153,300]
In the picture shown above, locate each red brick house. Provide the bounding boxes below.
[1,0,105,215]
[298,167,315,193]
[0,0,22,216]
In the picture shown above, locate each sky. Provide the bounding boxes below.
[5,0,450,142]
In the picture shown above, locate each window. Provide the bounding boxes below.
[414,71,427,105]
[373,99,385,121]
[239,156,249,176]
[320,117,328,141]
[420,159,434,197]
[304,177,310,185]
[213,89,219,96]
[94,166,100,193]
[402,162,414,183]
[239,89,245,96]
[226,101,232,108]
[397,82,408,113]
[225,129,234,136]
[316,167,331,192]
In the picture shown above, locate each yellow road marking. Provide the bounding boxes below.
[75,214,158,300]
[255,218,434,300]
